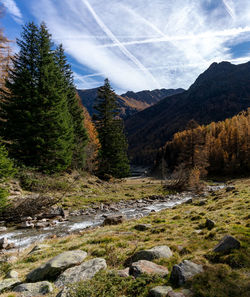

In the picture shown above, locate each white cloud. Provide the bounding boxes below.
[2,0,23,24]
[30,0,250,92]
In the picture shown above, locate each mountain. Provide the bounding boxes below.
[125,61,250,165]
[77,88,184,119]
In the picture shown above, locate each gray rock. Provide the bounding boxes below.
[28,244,50,255]
[55,258,107,287]
[18,221,34,229]
[170,260,203,286]
[149,286,173,296]
[13,281,53,296]
[213,235,241,253]
[167,292,185,297]
[0,278,20,293]
[26,250,87,281]
[6,270,19,279]
[116,267,130,277]
[103,215,124,225]
[0,237,9,249]
[0,227,7,232]
[134,224,152,231]
[56,287,70,297]
[129,260,169,278]
[205,219,215,230]
[128,245,172,263]
[226,186,235,192]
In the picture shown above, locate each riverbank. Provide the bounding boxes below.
[0,177,249,296]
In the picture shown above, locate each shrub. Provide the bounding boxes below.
[68,271,164,297]
[0,143,16,181]
[191,264,250,297]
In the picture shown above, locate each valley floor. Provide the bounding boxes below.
[0,176,249,297]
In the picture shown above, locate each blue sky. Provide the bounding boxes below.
[1,0,250,94]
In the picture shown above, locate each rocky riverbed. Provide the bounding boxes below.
[0,185,224,251]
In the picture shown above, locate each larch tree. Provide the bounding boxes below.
[0,22,74,172]
[93,78,130,179]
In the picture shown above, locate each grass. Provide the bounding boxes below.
[1,177,249,296]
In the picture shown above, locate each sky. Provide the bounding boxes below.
[1,0,250,94]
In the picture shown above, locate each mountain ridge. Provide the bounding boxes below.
[125,61,250,164]
[77,88,184,119]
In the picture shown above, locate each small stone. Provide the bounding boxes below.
[134,224,152,231]
[170,260,203,286]
[205,219,215,230]
[103,215,125,225]
[0,227,7,232]
[185,199,193,204]
[28,244,50,255]
[213,235,241,253]
[167,292,185,297]
[6,270,19,279]
[149,286,173,296]
[0,278,20,293]
[226,186,235,192]
[116,267,130,277]
[18,221,34,229]
[129,260,169,278]
[0,237,9,249]
[13,281,53,296]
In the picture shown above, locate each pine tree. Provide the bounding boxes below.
[93,78,130,178]
[54,44,88,170]
[0,22,74,172]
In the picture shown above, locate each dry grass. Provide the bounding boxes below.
[1,178,249,296]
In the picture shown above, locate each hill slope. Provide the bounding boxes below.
[77,88,184,119]
[125,61,250,164]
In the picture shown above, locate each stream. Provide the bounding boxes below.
[0,184,224,251]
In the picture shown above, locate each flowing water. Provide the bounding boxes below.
[0,184,224,251]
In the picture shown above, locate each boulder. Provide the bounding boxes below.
[103,215,124,225]
[129,260,169,278]
[134,224,152,231]
[213,235,241,253]
[128,246,172,264]
[26,250,87,281]
[13,281,53,296]
[170,260,203,286]
[0,278,20,293]
[6,270,19,279]
[149,286,173,296]
[205,219,215,230]
[55,258,106,287]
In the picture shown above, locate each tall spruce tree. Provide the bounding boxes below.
[0,22,74,172]
[54,44,88,170]
[93,79,130,178]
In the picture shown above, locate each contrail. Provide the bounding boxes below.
[98,26,250,48]
[82,0,160,88]
[222,0,235,20]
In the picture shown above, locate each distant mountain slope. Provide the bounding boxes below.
[125,61,250,164]
[77,88,184,119]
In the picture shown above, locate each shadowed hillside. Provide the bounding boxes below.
[125,61,250,164]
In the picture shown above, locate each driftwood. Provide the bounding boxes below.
[0,194,60,223]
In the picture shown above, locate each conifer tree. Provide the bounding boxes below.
[93,79,130,178]
[0,22,74,172]
[54,44,88,170]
